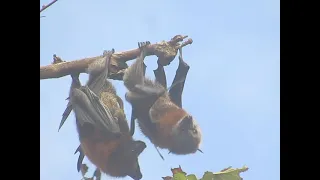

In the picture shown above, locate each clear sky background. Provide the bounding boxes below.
[40,0,279,180]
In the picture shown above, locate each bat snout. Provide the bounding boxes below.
[127,162,143,180]
[128,172,142,180]
[133,141,147,156]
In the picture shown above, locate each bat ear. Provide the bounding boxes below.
[132,141,146,156]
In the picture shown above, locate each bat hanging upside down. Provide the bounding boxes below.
[59,49,146,180]
[123,41,203,157]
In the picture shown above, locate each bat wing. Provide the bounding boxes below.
[58,101,72,131]
[168,58,190,109]
[58,73,81,131]
[153,62,168,89]
[71,85,121,136]
[87,49,113,97]
[134,84,166,97]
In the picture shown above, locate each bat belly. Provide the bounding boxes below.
[80,139,107,172]
[80,137,119,174]
[154,109,187,149]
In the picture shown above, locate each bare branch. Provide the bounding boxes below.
[40,35,193,80]
[40,0,58,13]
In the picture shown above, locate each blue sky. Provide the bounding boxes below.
[40,0,279,179]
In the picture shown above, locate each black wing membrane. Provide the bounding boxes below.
[87,49,114,96]
[58,102,72,131]
[134,84,166,97]
[153,61,168,89]
[152,48,189,109]
[58,73,82,131]
[168,48,190,108]
[58,50,114,131]
[71,85,121,136]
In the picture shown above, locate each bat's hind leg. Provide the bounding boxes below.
[169,47,190,108]
[129,41,151,136]
[133,41,165,98]
[153,59,167,89]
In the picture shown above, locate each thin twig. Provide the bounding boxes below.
[40,0,58,13]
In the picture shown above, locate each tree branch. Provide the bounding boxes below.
[40,0,58,13]
[40,35,193,80]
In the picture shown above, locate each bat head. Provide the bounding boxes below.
[125,140,146,180]
[112,139,146,180]
[170,114,202,155]
[127,160,143,180]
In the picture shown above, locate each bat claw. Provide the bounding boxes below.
[138,41,150,58]
[103,49,115,56]
[70,73,80,81]
[138,41,150,49]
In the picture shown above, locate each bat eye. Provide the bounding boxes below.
[193,129,197,133]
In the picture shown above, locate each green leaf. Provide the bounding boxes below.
[162,176,173,180]
[201,166,249,180]
[186,174,197,180]
[173,172,187,180]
